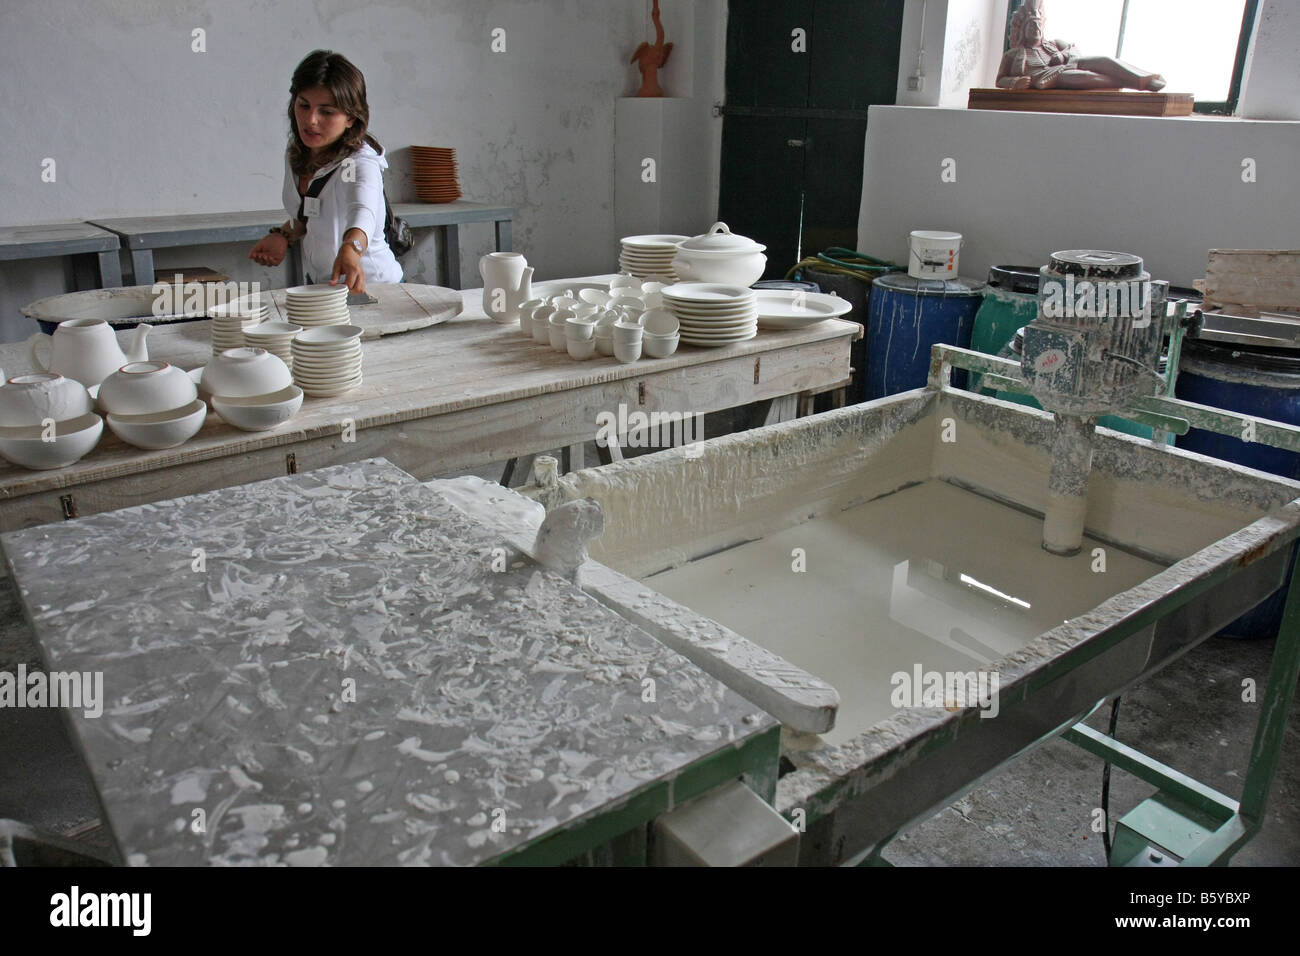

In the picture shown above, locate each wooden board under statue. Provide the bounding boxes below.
[968,0,1193,117]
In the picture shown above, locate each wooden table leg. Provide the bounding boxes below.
[97,250,123,288]
[72,254,97,291]
[130,249,154,286]
[440,225,462,290]
[501,454,535,487]
[562,442,585,473]
[496,218,513,253]
[797,391,815,418]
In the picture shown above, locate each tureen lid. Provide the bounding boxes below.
[678,222,766,254]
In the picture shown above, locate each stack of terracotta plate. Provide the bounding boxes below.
[411,146,461,203]
[284,284,350,328]
[618,235,686,280]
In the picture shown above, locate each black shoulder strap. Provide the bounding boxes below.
[296,165,340,224]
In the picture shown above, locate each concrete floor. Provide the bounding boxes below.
[2,406,1297,866]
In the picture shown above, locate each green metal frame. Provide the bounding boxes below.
[485,724,782,866]
[929,343,1300,866]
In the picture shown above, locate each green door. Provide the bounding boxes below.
[719,0,904,279]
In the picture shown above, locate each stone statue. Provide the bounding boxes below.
[631,0,673,97]
[997,0,1166,91]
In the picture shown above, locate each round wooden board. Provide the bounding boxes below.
[267,283,462,339]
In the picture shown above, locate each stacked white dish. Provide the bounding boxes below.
[243,321,301,370]
[291,325,363,397]
[210,295,269,355]
[99,361,205,449]
[200,348,303,432]
[619,235,686,280]
[0,372,101,469]
[661,283,758,347]
[285,284,350,329]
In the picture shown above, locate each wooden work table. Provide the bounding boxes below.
[0,277,860,532]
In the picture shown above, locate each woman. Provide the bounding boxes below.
[250,50,402,293]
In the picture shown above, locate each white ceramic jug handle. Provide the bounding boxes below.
[709,222,731,236]
[27,333,52,372]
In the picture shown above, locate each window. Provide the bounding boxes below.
[1005,0,1258,114]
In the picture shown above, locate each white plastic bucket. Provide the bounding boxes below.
[908,230,962,279]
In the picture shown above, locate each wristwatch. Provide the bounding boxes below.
[342,238,364,255]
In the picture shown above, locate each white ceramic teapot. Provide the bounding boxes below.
[479,252,535,324]
[27,319,151,388]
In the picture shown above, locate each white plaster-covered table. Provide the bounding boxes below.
[0,458,778,865]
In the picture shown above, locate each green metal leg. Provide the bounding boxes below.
[1063,551,1300,865]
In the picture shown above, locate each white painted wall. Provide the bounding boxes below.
[858,106,1300,287]
[865,0,1300,287]
[0,0,725,343]
[1239,0,1300,120]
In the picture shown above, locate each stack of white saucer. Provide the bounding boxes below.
[290,325,364,397]
[210,296,269,355]
[285,284,350,329]
[243,321,301,371]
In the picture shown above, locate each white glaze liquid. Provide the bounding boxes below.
[644,480,1165,747]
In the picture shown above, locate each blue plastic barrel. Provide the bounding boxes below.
[865,273,985,399]
[1176,338,1300,637]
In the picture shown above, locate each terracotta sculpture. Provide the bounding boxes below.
[997,0,1166,91]
[631,0,673,97]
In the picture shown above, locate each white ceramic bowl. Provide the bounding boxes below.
[213,385,304,432]
[0,413,103,470]
[106,399,207,450]
[643,333,680,359]
[202,348,293,400]
[579,288,611,307]
[672,250,767,287]
[0,373,92,427]
[613,340,642,364]
[98,361,197,417]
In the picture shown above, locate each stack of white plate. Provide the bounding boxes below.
[243,321,301,370]
[661,283,758,346]
[290,325,363,397]
[209,296,269,355]
[284,284,350,328]
[619,235,686,280]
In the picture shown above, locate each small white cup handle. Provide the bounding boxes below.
[27,333,53,372]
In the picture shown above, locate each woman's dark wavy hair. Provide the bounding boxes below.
[286,50,383,175]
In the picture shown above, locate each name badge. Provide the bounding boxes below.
[303,196,321,218]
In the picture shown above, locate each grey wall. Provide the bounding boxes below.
[0,0,726,342]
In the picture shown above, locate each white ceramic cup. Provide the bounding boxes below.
[612,321,643,346]
[531,305,556,344]
[565,316,596,340]
[549,310,574,351]
[518,298,546,335]
[613,339,642,364]
[567,338,597,360]
[610,274,641,290]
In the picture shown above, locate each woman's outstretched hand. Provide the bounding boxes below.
[330,244,366,295]
[250,234,288,267]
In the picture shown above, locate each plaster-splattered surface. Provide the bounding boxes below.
[0,459,772,866]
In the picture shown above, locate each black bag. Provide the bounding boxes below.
[384,190,413,258]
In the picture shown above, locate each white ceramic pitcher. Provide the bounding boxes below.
[27,319,151,388]
[479,252,534,324]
